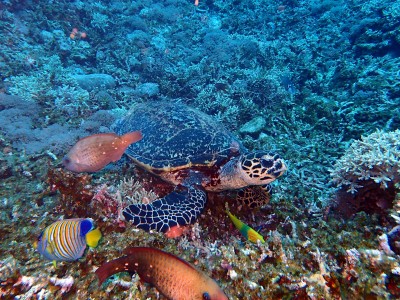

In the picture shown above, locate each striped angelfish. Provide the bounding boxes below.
[36,218,101,263]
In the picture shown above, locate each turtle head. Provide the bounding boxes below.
[239,152,286,185]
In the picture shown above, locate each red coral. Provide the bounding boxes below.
[47,168,94,217]
[91,184,126,230]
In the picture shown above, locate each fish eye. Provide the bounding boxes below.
[202,292,211,300]
[62,157,70,166]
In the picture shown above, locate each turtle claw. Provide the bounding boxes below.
[123,186,207,233]
[236,184,273,208]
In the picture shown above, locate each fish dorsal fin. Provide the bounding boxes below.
[123,247,199,272]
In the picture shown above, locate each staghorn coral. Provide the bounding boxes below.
[330,129,400,216]
[118,176,158,205]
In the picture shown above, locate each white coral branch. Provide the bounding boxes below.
[330,129,400,192]
[49,276,74,293]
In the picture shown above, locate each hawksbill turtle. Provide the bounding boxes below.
[115,101,286,233]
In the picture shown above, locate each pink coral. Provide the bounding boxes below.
[91,184,125,228]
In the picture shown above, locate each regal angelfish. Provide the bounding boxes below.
[36,218,101,263]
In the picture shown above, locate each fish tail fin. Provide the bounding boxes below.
[122,131,142,145]
[95,256,132,286]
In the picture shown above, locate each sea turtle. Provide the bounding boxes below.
[116,101,286,233]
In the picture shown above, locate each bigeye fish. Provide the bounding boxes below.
[96,247,228,300]
[63,131,142,173]
[226,209,265,243]
[35,218,101,265]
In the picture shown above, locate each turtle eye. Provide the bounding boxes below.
[202,292,211,300]
[260,158,274,169]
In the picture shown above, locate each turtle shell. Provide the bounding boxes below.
[115,101,245,172]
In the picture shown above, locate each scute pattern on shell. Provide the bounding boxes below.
[115,101,245,171]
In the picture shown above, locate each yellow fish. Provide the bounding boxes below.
[226,209,265,243]
[35,218,102,267]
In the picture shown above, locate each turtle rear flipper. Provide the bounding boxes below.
[123,186,207,233]
[236,184,272,208]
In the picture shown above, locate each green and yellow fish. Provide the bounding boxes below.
[226,209,265,243]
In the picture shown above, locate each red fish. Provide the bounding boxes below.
[63,131,142,172]
[95,247,228,300]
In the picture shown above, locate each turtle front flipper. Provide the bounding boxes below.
[122,186,207,233]
[236,184,273,208]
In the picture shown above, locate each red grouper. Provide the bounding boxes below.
[63,131,142,173]
[95,247,228,300]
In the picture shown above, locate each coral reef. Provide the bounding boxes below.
[0,0,399,298]
[0,94,117,155]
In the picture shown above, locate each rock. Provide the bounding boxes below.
[239,116,266,134]
[0,256,19,282]
[40,30,54,44]
[134,83,159,97]
[0,160,12,179]
[387,225,400,255]
[72,74,116,91]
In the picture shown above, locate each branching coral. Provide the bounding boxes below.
[90,177,158,228]
[330,129,400,216]
[118,176,158,205]
[330,129,400,193]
